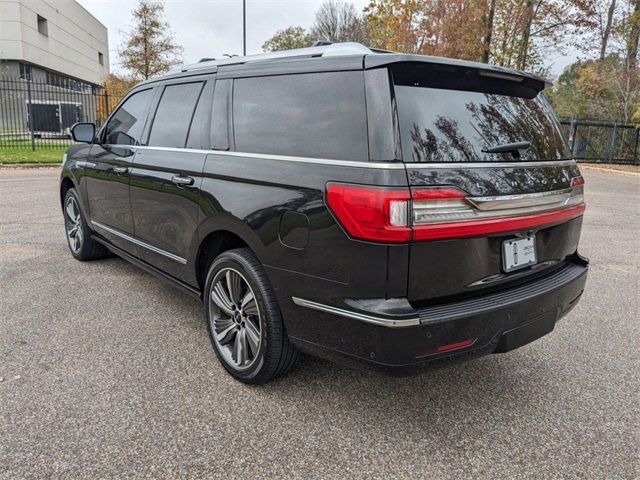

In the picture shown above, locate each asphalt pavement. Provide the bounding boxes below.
[1,166,638,479]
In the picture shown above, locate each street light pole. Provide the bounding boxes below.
[243,0,246,56]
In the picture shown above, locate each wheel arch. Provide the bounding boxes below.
[195,226,265,292]
[60,175,77,209]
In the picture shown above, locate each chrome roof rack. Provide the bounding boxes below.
[182,42,375,72]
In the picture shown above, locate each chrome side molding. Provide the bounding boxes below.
[91,221,187,265]
[291,297,420,328]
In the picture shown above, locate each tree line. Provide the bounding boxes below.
[112,0,639,124]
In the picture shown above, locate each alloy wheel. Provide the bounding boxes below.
[208,268,262,370]
[65,196,83,254]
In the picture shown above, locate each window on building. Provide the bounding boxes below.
[19,63,32,81]
[45,71,92,93]
[98,52,104,66]
[105,89,154,145]
[148,82,204,148]
[37,15,48,36]
[233,71,368,161]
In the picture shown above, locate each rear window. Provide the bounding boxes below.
[233,72,368,161]
[392,64,569,163]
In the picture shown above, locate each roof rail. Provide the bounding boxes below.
[182,42,374,72]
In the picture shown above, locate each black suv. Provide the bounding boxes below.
[60,43,588,383]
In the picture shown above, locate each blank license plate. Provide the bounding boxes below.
[502,236,537,272]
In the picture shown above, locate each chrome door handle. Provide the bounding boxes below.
[172,175,194,187]
[112,166,129,174]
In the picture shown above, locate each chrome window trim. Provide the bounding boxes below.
[91,221,187,265]
[105,144,576,171]
[129,145,407,169]
[404,160,577,169]
[292,297,420,328]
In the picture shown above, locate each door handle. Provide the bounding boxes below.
[172,175,194,187]
[113,166,129,174]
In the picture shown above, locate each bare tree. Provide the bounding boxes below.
[311,1,369,44]
[118,0,183,80]
[628,0,640,67]
[483,0,497,63]
[600,0,617,61]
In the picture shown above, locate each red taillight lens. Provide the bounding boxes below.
[325,183,411,242]
[326,181,586,243]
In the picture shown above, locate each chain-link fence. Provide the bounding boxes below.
[0,76,126,151]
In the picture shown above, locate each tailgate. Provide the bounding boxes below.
[405,161,585,303]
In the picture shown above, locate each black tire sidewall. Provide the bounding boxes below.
[204,250,276,383]
[63,188,91,260]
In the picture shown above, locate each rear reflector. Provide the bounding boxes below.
[325,180,586,243]
[435,338,477,353]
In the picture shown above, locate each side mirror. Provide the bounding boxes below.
[71,122,96,143]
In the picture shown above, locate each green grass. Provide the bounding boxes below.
[0,147,66,164]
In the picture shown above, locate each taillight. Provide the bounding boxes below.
[325,183,411,242]
[326,180,586,243]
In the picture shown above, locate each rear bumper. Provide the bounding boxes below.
[286,261,588,374]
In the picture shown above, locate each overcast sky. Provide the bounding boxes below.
[77,0,576,75]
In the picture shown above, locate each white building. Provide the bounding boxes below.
[0,0,109,86]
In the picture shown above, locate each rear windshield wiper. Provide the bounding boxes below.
[482,141,531,158]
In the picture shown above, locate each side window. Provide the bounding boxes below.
[211,79,232,151]
[233,71,368,161]
[186,81,214,149]
[148,82,203,148]
[105,89,153,145]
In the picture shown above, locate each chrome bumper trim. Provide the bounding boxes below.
[291,297,420,328]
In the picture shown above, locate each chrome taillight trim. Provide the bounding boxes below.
[411,186,585,226]
[467,188,574,211]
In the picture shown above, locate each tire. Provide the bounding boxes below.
[63,188,109,261]
[204,248,298,384]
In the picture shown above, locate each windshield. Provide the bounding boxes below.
[393,71,569,163]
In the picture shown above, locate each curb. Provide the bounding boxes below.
[0,163,61,169]
[580,165,640,177]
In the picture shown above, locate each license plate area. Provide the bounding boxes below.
[502,236,537,272]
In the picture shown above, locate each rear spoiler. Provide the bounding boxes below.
[364,54,549,95]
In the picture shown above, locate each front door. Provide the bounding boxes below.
[85,88,154,254]
[129,81,211,284]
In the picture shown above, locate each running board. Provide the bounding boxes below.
[92,235,202,300]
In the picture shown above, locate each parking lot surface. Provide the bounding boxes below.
[1,166,638,479]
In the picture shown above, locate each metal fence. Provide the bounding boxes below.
[559,119,639,165]
[1,76,639,165]
[0,76,126,151]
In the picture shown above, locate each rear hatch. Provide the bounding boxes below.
[389,61,585,304]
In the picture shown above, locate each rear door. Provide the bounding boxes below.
[129,80,213,284]
[86,88,154,254]
[386,62,585,303]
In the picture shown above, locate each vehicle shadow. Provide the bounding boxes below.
[101,254,566,435]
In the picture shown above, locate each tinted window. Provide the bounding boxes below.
[186,81,214,149]
[233,72,368,160]
[105,89,153,145]
[211,79,232,151]
[393,66,569,163]
[148,82,203,148]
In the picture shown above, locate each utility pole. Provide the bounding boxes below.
[243,0,246,56]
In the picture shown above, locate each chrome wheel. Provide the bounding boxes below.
[65,196,83,254]
[208,268,262,370]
